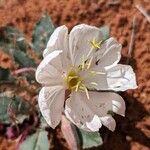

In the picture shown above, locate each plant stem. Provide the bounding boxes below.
[12,67,36,75]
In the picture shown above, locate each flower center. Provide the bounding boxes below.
[64,68,90,99]
[64,69,82,91]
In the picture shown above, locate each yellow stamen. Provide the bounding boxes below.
[87,48,93,58]
[86,57,93,69]
[90,82,98,86]
[81,84,90,100]
[90,70,106,75]
[90,38,102,49]
[81,55,85,70]
[75,80,81,92]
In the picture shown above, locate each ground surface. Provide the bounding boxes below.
[0,0,150,150]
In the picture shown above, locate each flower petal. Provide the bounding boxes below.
[100,115,116,131]
[36,50,64,86]
[43,25,69,57]
[86,115,102,132]
[38,86,65,128]
[83,67,108,90]
[65,91,118,131]
[95,37,121,69]
[69,24,103,66]
[80,38,122,91]
[64,104,89,130]
[111,93,126,116]
[65,91,125,131]
[106,64,137,91]
[85,64,137,91]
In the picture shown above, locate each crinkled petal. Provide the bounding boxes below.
[100,115,116,131]
[86,115,102,132]
[85,64,137,91]
[106,64,137,91]
[95,37,121,69]
[69,24,103,66]
[65,92,125,131]
[81,38,122,91]
[111,93,126,116]
[36,50,64,86]
[38,86,65,128]
[65,106,92,132]
[43,25,68,57]
[65,91,123,132]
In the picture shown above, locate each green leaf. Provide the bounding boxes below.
[100,26,110,41]
[40,116,49,129]
[0,26,35,67]
[0,95,32,124]
[0,68,15,83]
[31,13,55,55]
[19,130,49,150]
[0,26,26,53]
[0,68,10,80]
[23,72,36,83]
[77,128,103,149]
[13,50,36,67]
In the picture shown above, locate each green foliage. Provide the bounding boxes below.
[31,13,55,55]
[0,26,36,67]
[19,130,49,150]
[77,128,103,149]
[13,50,36,67]
[0,96,32,124]
[23,72,36,84]
[100,26,110,41]
[0,68,15,84]
[0,26,26,53]
[0,68,10,80]
[40,116,49,128]
[0,14,54,149]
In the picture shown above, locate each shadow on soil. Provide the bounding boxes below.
[93,93,150,150]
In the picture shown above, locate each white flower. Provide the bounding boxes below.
[36,24,137,132]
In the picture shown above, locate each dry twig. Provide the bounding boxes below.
[127,16,137,64]
[107,0,120,6]
[136,4,150,23]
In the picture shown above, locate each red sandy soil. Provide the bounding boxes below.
[0,0,150,150]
